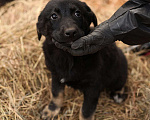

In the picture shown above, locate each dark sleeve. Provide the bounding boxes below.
[108,0,150,45]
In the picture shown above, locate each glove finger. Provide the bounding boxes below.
[67,48,85,56]
[72,36,95,49]
[52,39,69,51]
[78,45,100,55]
[87,45,103,54]
[72,32,104,50]
[71,38,85,49]
[52,39,103,56]
[68,45,100,56]
[70,44,103,56]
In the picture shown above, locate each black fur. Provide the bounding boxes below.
[37,0,128,119]
[0,0,14,7]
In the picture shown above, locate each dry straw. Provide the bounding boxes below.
[0,0,150,120]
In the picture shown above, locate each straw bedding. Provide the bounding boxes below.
[0,0,150,119]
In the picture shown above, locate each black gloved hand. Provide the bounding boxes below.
[52,21,115,56]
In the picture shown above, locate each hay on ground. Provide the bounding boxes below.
[0,0,150,120]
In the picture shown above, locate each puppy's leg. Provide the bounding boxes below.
[42,75,65,120]
[79,88,100,120]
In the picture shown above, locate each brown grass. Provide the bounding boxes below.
[0,0,150,120]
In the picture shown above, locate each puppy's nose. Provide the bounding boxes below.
[64,28,77,37]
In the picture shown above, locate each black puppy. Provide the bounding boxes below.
[37,0,128,119]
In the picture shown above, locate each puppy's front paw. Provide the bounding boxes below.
[79,108,94,120]
[41,105,60,120]
[42,91,64,120]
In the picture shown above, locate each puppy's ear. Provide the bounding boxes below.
[82,2,97,27]
[37,23,42,40]
[90,12,97,27]
[36,14,50,41]
[36,16,42,41]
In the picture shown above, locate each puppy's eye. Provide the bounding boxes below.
[75,10,81,17]
[51,13,58,20]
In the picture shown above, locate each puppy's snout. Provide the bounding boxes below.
[64,28,77,37]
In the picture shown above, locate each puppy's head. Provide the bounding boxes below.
[37,0,97,43]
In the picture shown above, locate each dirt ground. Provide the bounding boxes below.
[0,0,150,120]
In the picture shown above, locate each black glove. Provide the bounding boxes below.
[53,21,115,56]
